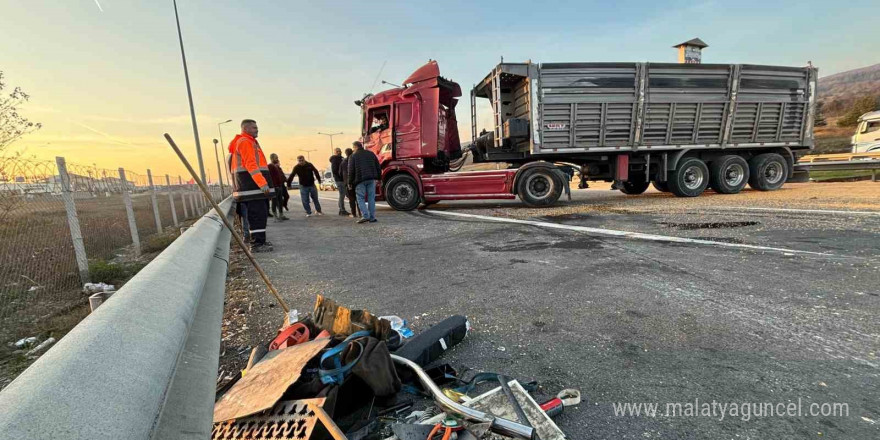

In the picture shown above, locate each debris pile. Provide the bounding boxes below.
[213,295,575,439]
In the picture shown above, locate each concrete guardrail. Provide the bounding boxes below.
[0,198,233,439]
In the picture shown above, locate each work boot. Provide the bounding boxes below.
[268,212,274,217]
[251,243,273,253]
[339,210,349,216]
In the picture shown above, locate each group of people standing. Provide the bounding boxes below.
[228,119,382,252]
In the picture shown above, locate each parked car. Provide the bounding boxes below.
[852,111,880,153]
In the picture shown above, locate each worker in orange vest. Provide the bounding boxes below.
[229,119,275,252]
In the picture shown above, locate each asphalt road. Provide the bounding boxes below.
[239,186,880,439]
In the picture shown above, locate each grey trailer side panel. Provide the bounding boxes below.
[531,62,813,154]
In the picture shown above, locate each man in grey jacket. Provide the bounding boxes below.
[346,141,381,224]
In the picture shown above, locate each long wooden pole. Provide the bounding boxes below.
[165,133,290,314]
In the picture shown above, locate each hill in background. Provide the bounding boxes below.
[818,63,880,119]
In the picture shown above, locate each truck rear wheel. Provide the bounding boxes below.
[619,177,650,195]
[748,153,787,191]
[652,181,670,192]
[668,157,709,197]
[709,155,749,194]
[384,174,421,211]
[517,167,562,207]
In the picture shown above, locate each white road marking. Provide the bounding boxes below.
[713,206,880,217]
[422,210,839,257]
[318,196,841,257]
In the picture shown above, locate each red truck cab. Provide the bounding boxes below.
[359,61,564,210]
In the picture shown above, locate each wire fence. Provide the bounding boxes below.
[0,155,226,341]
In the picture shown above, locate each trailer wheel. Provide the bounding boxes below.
[709,155,750,194]
[748,153,787,191]
[619,177,650,195]
[384,174,421,211]
[668,157,709,197]
[517,167,562,207]
[652,181,670,192]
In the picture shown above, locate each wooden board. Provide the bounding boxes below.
[213,338,330,423]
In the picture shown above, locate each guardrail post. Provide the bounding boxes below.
[147,169,162,233]
[119,168,141,255]
[165,174,179,226]
[56,157,90,284]
[873,170,877,182]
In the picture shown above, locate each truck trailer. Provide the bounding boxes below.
[358,60,817,210]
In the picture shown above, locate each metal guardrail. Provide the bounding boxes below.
[795,152,880,181]
[0,198,233,439]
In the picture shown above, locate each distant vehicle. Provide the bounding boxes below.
[851,111,880,153]
[319,170,336,191]
[288,176,300,190]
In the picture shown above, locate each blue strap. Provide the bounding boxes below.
[319,331,370,385]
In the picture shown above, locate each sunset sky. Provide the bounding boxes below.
[2,0,878,179]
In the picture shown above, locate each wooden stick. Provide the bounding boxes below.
[311,404,348,440]
[164,133,290,314]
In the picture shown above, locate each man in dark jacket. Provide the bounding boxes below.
[267,153,289,221]
[287,155,323,217]
[339,148,359,218]
[346,141,381,224]
[328,148,348,216]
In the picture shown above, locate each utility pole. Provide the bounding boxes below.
[212,139,225,197]
[317,131,343,156]
[218,119,233,187]
[173,0,206,184]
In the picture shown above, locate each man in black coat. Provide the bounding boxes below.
[346,141,381,224]
[329,148,348,216]
[339,148,359,218]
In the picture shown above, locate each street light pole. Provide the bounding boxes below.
[212,139,225,197]
[218,119,233,188]
[317,131,343,156]
[301,149,316,162]
[172,0,206,185]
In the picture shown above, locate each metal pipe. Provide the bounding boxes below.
[390,354,535,440]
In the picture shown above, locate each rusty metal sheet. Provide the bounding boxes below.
[213,338,330,423]
[212,398,325,440]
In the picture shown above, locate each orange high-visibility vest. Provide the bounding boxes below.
[229,132,275,201]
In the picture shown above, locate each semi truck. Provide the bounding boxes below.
[357,60,817,210]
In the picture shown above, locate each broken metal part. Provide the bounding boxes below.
[211,398,323,440]
[390,354,535,440]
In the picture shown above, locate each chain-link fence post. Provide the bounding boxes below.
[178,176,189,219]
[165,174,179,226]
[56,157,91,284]
[118,168,141,255]
[147,169,162,233]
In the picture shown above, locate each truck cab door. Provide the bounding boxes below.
[365,107,393,163]
[393,100,420,160]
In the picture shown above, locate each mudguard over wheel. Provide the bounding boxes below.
[668,157,709,197]
[384,174,421,211]
[709,155,750,194]
[748,153,788,191]
[517,167,563,206]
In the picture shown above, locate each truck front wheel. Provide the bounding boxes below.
[517,167,563,207]
[384,174,421,211]
[619,177,650,195]
[668,157,709,197]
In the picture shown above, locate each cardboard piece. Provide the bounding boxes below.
[313,294,392,340]
[212,338,330,422]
